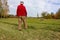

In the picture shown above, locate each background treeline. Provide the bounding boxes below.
[41,8,60,19]
[0,0,60,19]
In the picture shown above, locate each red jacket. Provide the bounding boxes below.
[16,4,27,16]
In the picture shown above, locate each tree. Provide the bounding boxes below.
[0,0,9,18]
[0,0,3,18]
[56,8,60,19]
[41,12,47,18]
[46,13,52,19]
[37,13,39,18]
[51,12,55,19]
[41,12,55,19]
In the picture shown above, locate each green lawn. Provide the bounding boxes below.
[0,18,60,40]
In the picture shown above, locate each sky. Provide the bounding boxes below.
[8,0,60,17]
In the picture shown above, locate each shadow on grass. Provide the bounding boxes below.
[0,20,60,32]
[28,25,37,29]
[40,26,60,32]
[37,22,60,25]
[0,21,36,30]
[0,21,18,26]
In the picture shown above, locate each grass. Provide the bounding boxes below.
[0,18,60,40]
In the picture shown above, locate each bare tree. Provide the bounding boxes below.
[0,0,9,18]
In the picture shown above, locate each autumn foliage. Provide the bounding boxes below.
[41,8,60,19]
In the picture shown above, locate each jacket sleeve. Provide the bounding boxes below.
[24,7,27,16]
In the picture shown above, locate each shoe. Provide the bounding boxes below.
[18,28,22,31]
[18,29,22,31]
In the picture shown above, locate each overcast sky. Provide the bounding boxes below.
[8,0,60,17]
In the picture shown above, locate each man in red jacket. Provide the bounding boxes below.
[16,1,27,30]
